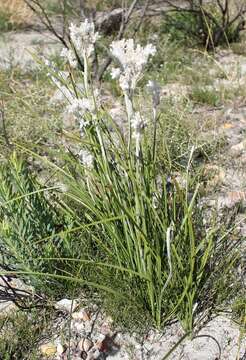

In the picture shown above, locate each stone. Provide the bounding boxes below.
[230,141,246,156]
[241,153,246,164]
[0,31,61,71]
[39,342,57,357]
[217,191,246,209]
[95,9,124,35]
[223,122,234,129]
[56,343,64,355]
[71,319,85,333]
[55,299,78,313]
[100,321,112,335]
[87,349,101,360]
[0,302,17,318]
[203,164,226,187]
[72,309,90,321]
[78,338,93,352]
[240,62,246,76]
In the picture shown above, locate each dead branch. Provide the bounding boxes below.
[0,274,46,310]
[23,0,69,49]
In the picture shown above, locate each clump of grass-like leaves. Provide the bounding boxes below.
[31,21,241,330]
[0,19,243,334]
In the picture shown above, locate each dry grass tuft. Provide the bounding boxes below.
[0,0,33,27]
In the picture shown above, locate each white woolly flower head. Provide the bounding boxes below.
[131,112,146,139]
[66,98,94,116]
[69,19,100,57]
[110,67,121,79]
[60,19,99,66]
[66,97,95,135]
[110,39,156,92]
[61,47,77,68]
[79,149,94,169]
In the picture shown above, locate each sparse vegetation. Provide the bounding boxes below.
[189,87,221,106]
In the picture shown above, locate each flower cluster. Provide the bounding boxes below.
[45,54,102,137]
[61,19,100,67]
[61,47,77,68]
[66,88,101,136]
[110,39,156,92]
[66,98,95,118]
[47,19,158,168]
[66,98,95,135]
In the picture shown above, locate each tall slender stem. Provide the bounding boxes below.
[83,52,89,96]
[124,91,133,153]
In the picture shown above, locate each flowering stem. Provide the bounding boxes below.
[68,67,78,99]
[152,107,158,164]
[124,91,133,153]
[83,52,89,96]
[136,136,140,159]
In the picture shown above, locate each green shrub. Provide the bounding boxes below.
[161,11,200,46]
[0,309,49,359]
[0,153,84,297]
[189,87,220,106]
[161,2,246,49]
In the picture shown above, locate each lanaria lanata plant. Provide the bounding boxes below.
[41,19,236,330]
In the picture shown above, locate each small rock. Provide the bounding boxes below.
[100,321,112,335]
[55,299,78,313]
[72,309,90,321]
[240,153,246,164]
[95,334,110,353]
[203,164,225,187]
[0,302,17,318]
[223,122,234,129]
[71,319,85,333]
[40,342,57,357]
[87,349,101,360]
[56,343,64,355]
[218,191,246,209]
[230,141,246,156]
[78,338,93,352]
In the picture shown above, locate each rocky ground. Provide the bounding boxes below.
[0,27,245,360]
[36,299,245,360]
